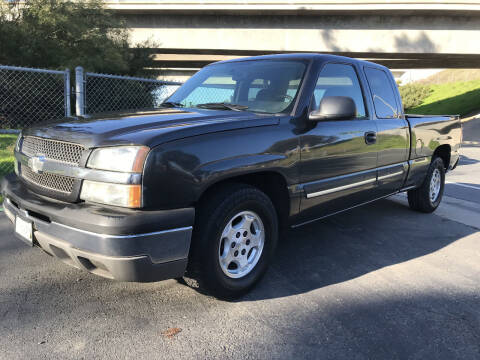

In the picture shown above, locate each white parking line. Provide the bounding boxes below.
[446,181,480,190]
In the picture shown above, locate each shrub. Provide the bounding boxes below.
[399,83,432,109]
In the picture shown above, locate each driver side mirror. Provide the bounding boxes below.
[309,96,356,121]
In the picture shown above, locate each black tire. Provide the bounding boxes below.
[407,157,445,213]
[186,183,278,300]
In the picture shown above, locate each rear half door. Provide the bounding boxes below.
[298,62,378,222]
[363,67,409,196]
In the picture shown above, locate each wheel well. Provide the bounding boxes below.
[196,172,290,225]
[433,145,451,169]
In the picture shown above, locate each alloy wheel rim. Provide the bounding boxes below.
[430,168,441,203]
[218,210,265,279]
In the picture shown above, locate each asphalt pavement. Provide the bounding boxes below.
[1,120,479,360]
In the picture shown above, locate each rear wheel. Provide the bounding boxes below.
[407,157,445,213]
[186,183,278,299]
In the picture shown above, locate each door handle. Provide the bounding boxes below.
[364,131,377,145]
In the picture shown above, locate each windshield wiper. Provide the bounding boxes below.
[196,102,249,111]
[160,101,184,108]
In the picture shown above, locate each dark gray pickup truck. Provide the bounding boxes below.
[2,54,461,299]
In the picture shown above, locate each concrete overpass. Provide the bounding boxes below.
[106,1,480,80]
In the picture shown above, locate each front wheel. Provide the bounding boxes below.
[187,184,278,299]
[407,156,445,213]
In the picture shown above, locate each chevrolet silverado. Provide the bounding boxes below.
[1,54,461,299]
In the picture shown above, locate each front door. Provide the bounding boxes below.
[298,63,378,222]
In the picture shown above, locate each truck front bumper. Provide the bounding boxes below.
[1,173,194,282]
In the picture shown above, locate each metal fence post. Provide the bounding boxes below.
[75,66,85,116]
[64,68,71,117]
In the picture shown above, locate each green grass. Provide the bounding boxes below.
[0,133,16,177]
[407,79,480,117]
[0,133,17,204]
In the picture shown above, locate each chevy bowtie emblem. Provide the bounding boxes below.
[27,155,46,174]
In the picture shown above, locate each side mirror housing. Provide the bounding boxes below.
[309,96,356,121]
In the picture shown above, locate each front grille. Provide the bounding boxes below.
[21,165,75,194]
[21,136,85,165]
[19,136,83,197]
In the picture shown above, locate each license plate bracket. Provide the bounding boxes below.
[15,216,33,246]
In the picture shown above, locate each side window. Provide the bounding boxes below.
[364,67,399,118]
[315,63,367,119]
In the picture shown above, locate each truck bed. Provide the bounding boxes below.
[405,114,462,168]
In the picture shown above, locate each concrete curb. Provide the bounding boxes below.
[391,193,480,230]
[461,114,480,123]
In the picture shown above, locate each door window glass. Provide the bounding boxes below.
[314,63,367,119]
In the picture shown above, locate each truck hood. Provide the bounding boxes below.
[23,108,280,148]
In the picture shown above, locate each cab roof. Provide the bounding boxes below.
[213,53,388,72]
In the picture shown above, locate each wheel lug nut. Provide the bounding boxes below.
[246,239,250,245]
[231,242,236,248]
[236,232,240,238]
[241,249,246,255]
[234,250,239,257]
[243,231,248,237]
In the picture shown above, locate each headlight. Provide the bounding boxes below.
[87,146,149,173]
[80,180,142,208]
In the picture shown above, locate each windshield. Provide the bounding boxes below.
[166,60,307,114]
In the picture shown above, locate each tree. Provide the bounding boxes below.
[0,0,157,77]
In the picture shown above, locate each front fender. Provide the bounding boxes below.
[142,124,299,209]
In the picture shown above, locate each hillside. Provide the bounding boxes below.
[405,69,480,117]
[419,69,480,85]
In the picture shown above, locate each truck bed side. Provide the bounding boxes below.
[403,114,461,188]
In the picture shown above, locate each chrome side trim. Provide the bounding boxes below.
[304,161,409,199]
[306,178,376,198]
[377,171,404,181]
[377,161,409,171]
[15,151,142,185]
[52,221,193,239]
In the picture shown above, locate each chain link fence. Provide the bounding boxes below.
[0,64,183,181]
[75,67,181,116]
[0,66,71,129]
[0,65,71,180]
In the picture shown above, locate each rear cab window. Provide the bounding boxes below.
[364,67,399,119]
